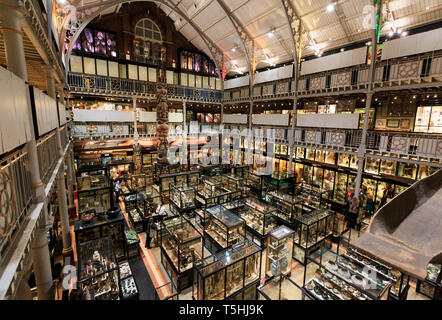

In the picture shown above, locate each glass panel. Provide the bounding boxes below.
[226,260,244,296]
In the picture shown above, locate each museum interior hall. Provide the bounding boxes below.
[0,0,441,301]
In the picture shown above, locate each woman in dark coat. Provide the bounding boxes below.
[145,218,157,249]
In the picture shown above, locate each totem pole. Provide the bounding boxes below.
[156,67,169,165]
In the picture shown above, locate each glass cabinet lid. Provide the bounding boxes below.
[296,208,333,226]
[163,217,201,243]
[198,241,260,275]
[244,197,277,214]
[269,225,294,240]
[207,205,245,228]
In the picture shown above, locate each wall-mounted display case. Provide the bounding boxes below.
[160,216,203,291]
[204,205,246,253]
[77,237,121,300]
[74,213,126,261]
[234,197,278,247]
[266,226,294,278]
[258,274,307,300]
[303,249,393,300]
[169,185,197,215]
[193,240,262,300]
[292,209,335,265]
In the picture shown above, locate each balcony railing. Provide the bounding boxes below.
[291,127,442,159]
[37,131,59,183]
[0,149,33,261]
[67,72,222,101]
[223,51,442,101]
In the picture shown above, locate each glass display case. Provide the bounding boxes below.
[232,165,250,178]
[233,197,277,248]
[158,170,200,195]
[77,237,121,300]
[193,240,262,300]
[292,208,335,265]
[261,172,297,194]
[297,184,329,209]
[154,163,182,183]
[130,174,148,191]
[119,261,139,300]
[258,274,307,300]
[204,205,246,253]
[265,226,294,278]
[303,248,393,300]
[169,185,197,215]
[74,213,126,261]
[245,171,263,195]
[78,189,112,220]
[416,263,441,299]
[137,184,161,218]
[77,166,112,219]
[160,216,203,291]
[343,247,410,300]
[124,229,140,259]
[266,190,304,225]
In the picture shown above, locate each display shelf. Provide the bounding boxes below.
[193,240,262,300]
[204,205,246,253]
[303,250,392,300]
[265,226,294,278]
[258,274,307,300]
[74,213,126,261]
[233,197,278,248]
[77,237,121,300]
[292,208,335,265]
[160,216,203,291]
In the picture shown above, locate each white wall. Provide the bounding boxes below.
[33,88,59,136]
[382,28,442,60]
[58,102,67,126]
[169,112,183,123]
[138,111,157,122]
[301,47,367,75]
[224,75,250,90]
[73,109,133,122]
[254,65,293,84]
[223,114,248,124]
[0,67,32,154]
[253,114,289,126]
[297,114,360,129]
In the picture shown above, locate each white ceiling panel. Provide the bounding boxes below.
[75,0,442,74]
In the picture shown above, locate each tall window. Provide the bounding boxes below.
[133,18,164,65]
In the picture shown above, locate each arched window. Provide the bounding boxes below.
[135,18,162,43]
